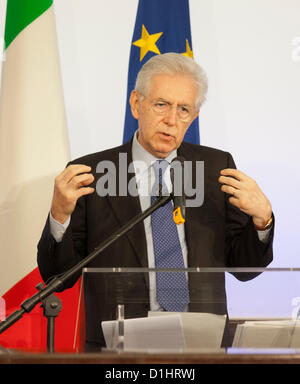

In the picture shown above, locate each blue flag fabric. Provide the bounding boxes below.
[122,0,200,145]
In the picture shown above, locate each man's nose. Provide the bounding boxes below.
[163,105,177,125]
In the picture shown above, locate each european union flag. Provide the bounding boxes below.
[123,0,199,145]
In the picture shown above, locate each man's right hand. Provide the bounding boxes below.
[51,164,95,224]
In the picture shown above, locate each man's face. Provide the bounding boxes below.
[130,73,199,158]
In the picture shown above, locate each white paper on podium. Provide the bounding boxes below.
[148,311,227,349]
[233,320,300,348]
[101,314,185,350]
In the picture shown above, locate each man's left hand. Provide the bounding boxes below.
[218,168,272,229]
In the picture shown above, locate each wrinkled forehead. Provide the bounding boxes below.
[146,73,198,105]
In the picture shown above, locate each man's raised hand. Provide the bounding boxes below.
[218,168,272,229]
[51,164,95,224]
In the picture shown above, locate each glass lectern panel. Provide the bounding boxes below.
[74,268,300,353]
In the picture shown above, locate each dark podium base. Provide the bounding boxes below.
[1,351,300,364]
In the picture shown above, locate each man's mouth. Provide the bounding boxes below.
[159,132,174,139]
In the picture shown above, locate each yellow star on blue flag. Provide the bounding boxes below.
[182,39,193,58]
[133,24,163,61]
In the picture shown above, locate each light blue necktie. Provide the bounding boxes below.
[151,160,190,312]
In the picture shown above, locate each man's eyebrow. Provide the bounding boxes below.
[152,97,192,107]
[152,97,170,103]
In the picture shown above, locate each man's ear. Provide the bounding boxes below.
[129,90,140,120]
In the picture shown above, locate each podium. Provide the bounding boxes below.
[2,267,300,363]
[72,267,300,353]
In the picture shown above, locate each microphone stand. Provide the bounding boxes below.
[0,193,172,352]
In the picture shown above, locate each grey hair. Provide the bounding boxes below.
[135,52,208,110]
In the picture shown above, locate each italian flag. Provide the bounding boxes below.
[0,1,78,351]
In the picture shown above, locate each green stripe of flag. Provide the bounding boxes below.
[4,0,53,50]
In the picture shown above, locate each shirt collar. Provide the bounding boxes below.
[132,130,177,195]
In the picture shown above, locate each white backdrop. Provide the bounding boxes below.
[1,0,300,316]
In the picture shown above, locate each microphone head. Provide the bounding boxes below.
[171,156,186,163]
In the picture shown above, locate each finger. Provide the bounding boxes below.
[71,173,94,188]
[61,165,92,184]
[220,184,240,196]
[76,187,95,199]
[218,175,241,189]
[220,168,246,181]
[228,196,241,208]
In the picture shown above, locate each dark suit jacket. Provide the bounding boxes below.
[37,140,274,347]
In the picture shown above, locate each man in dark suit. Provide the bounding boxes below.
[37,53,274,349]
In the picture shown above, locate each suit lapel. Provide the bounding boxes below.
[177,143,203,268]
[105,141,149,270]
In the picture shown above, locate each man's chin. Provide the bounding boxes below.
[151,144,176,158]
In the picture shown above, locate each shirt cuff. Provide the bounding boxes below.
[49,212,70,243]
[256,226,272,243]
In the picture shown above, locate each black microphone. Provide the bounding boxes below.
[170,156,186,225]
